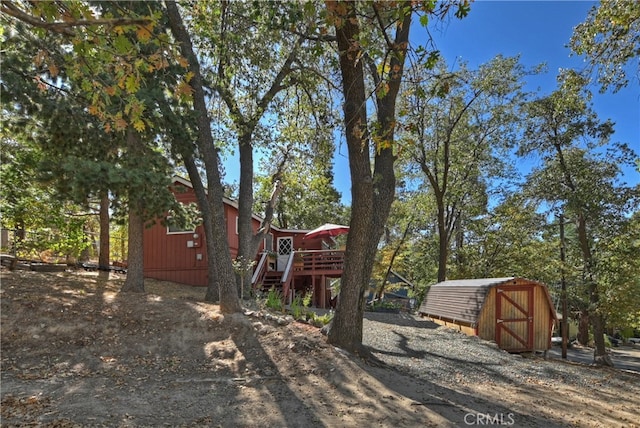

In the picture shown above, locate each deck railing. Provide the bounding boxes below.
[251,252,269,286]
[251,249,345,302]
[281,252,297,303]
[292,250,345,273]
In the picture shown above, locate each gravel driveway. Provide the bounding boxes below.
[362,311,630,389]
[360,311,640,426]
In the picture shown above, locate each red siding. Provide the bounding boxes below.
[143,184,209,286]
[143,179,322,286]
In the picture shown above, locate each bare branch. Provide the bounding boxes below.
[372,2,393,49]
[1,1,151,36]
[286,27,336,43]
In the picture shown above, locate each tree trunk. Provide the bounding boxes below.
[214,2,300,300]
[436,201,448,282]
[454,212,465,269]
[376,218,412,300]
[236,143,285,298]
[98,191,110,270]
[577,310,590,345]
[182,155,219,302]
[325,0,372,354]
[576,212,611,366]
[166,0,241,313]
[326,0,411,355]
[122,200,144,292]
[183,153,241,313]
[9,220,25,270]
[553,142,612,366]
[78,227,91,263]
[236,136,258,297]
[591,311,613,366]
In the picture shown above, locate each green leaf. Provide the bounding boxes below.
[425,51,440,69]
[113,34,133,54]
[125,75,139,94]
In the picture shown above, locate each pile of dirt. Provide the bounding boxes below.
[1,270,638,427]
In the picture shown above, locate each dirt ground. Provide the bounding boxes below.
[1,269,639,427]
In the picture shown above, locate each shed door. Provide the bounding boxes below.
[495,285,534,352]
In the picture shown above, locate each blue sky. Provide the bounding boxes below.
[332,0,639,204]
[225,1,639,205]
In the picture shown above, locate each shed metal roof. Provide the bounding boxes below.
[418,277,519,325]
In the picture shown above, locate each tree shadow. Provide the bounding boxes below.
[226,314,329,427]
[2,271,341,426]
[364,311,440,328]
[358,319,640,427]
[360,330,569,426]
[366,331,520,389]
[5,271,633,426]
[361,361,567,427]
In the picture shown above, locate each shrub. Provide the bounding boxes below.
[302,292,312,308]
[365,300,402,312]
[290,295,305,320]
[265,287,284,312]
[309,312,333,327]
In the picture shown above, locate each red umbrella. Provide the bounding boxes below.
[303,223,350,240]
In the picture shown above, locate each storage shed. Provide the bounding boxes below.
[418,277,557,352]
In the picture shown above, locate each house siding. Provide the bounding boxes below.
[532,284,554,350]
[143,183,209,286]
[143,177,317,287]
[477,287,496,340]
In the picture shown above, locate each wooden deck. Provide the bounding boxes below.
[292,250,344,276]
[251,250,344,307]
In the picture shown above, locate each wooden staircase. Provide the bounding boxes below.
[259,271,283,292]
[251,250,345,306]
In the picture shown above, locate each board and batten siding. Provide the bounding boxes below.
[143,177,311,286]
[143,196,208,286]
[420,277,557,352]
[477,278,555,350]
[143,181,211,286]
[143,176,331,287]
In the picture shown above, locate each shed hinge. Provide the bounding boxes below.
[497,319,503,323]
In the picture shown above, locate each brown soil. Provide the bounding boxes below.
[1,270,638,427]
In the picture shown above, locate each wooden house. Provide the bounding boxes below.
[418,277,557,352]
[143,176,343,308]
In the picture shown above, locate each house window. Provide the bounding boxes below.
[278,237,293,256]
[166,217,196,235]
[165,202,201,235]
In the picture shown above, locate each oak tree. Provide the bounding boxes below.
[520,71,638,365]
[324,0,469,354]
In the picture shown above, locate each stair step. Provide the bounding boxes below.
[256,271,283,292]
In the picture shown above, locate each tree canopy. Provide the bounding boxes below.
[570,0,640,93]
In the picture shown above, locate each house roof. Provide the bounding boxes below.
[418,277,555,326]
[387,270,415,288]
[171,176,309,235]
